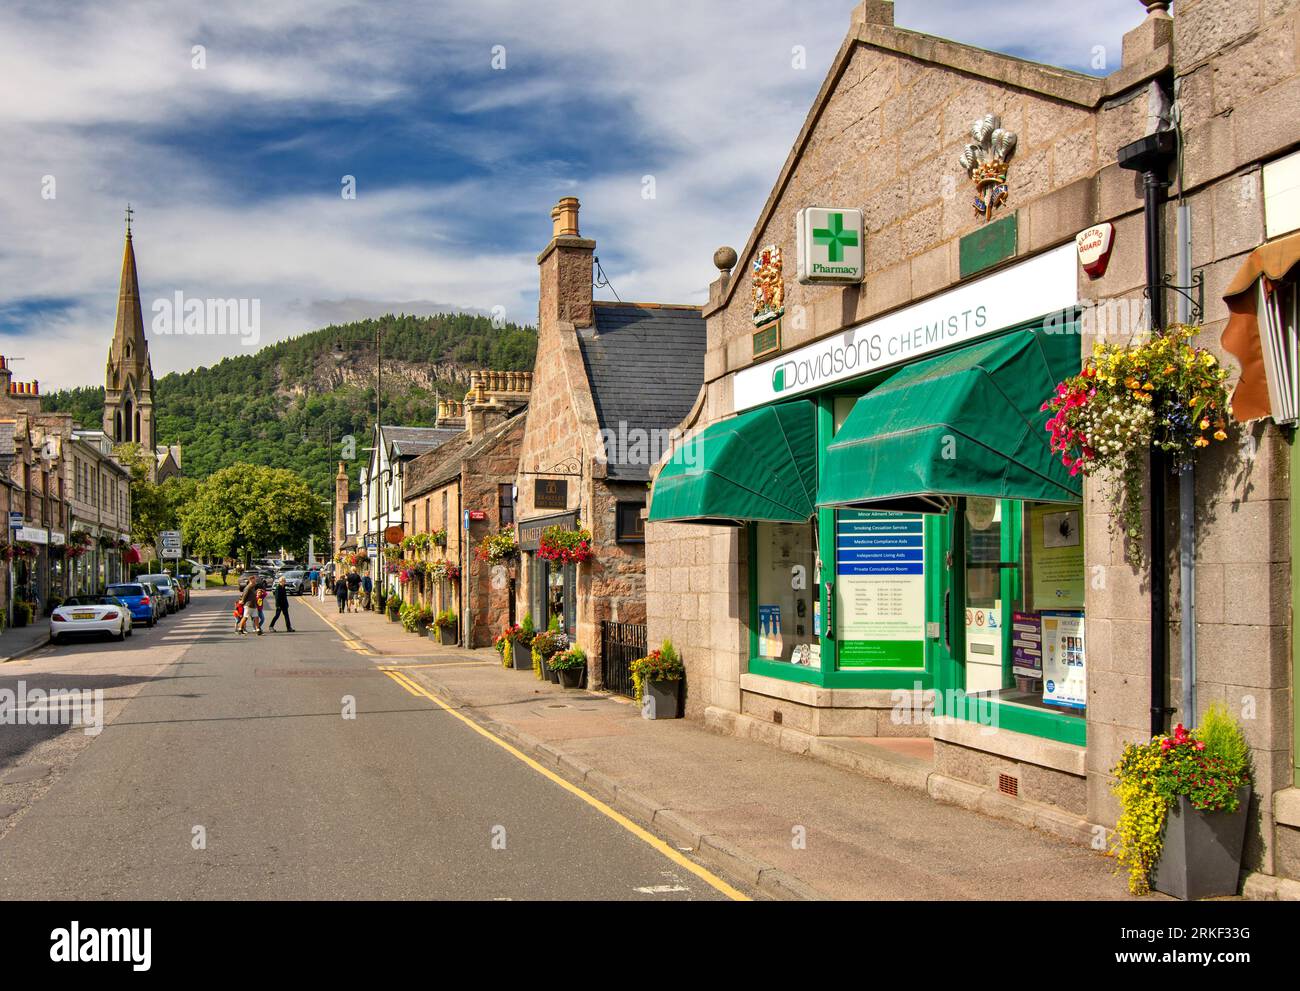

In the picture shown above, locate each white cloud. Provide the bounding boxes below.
[0,0,1143,390]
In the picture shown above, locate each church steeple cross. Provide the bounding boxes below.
[125,203,134,237]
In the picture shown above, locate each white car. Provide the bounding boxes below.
[50,595,133,644]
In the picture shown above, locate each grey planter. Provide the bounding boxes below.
[438,625,457,646]
[548,665,560,685]
[642,679,682,719]
[512,646,533,671]
[1153,784,1251,900]
[558,667,583,689]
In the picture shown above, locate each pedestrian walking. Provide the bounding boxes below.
[221,563,229,587]
[253,581,267,635]
[346,567,361,613]
[333,573,349,613]
[269,576,294,632]
[361,573,373,611]
[236,576,260,635]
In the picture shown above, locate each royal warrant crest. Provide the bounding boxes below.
[752,245,785,327]
[958,113,1018,221]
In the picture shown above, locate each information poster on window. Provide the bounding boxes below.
[1030,504,1085,610]
[758,604,783,659]
[835,511,925,668]
[1011,611,1043,678]
[1041,611,1086,709]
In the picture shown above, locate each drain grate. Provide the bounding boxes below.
[998,773,1019,798]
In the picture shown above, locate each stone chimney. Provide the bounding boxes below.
[0,357,12,398]
[3,375,41,415]
[464,369,532,439]
[435,398,466,431]
[538,197,595,330]
[334,460,349,551]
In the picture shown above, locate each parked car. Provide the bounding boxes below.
[237,571,259,592]
[51,595,133,644]
[280,570,306,595]
[139,581,167,618]
[137,573,179,614]
[105,582,160,627]
[172,577,189,609]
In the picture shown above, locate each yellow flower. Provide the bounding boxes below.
[1195,437,1210,447]
[1199,418,1210,430]
[1213,430,1227,441]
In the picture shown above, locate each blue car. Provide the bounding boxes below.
[106,582,160,627]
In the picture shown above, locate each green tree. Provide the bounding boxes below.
[181,464,328,565]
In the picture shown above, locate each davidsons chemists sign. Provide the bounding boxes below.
[734,243,1078,412]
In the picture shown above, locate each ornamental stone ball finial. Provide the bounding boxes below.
[713,246,738,273]
[1141,1,1170,15]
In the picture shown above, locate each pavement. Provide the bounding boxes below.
[0,618,49,663]
[308,597,1144,900]
[0,589,740,900]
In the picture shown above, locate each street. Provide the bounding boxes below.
[0,590,739,900]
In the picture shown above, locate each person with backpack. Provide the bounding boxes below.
[361,573,373,611]
[333,573,349,613]
[346,567,362,613]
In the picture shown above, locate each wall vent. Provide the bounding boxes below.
[772,710,783,725]
[998,774,1019,798]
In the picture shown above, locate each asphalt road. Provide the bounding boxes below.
[0,590,735,900]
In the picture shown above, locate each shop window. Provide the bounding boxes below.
[615,501,644,543]
[752,521,817,666]
[964,499,1086,718]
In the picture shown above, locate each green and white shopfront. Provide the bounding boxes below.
[651,244,1092,749]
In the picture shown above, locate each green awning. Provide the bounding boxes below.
[649,400,818,525]
[818,328,1082,513]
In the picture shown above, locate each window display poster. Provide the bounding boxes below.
[758,604,783,659]
[1011,611,1043,678]
[835,511,925,668]
[1030,504,1084,610]
[1041,611,1086,709]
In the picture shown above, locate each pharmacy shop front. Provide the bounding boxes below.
[651,245,1092,805]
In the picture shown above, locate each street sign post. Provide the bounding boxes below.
[160,530,182,560]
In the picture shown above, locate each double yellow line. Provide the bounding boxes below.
[381,666,748,901]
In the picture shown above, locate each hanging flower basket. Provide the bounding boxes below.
[475,525,518,564]
[1041,324,1232,564]
[537,523,593,564]
[431,529,448,548]
[0,541,39,562]
[429,560,461,584]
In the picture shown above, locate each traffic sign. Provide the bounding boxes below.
[160,530,182,559]
[9,511,21,531]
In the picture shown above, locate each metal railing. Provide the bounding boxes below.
[600,620,645,699]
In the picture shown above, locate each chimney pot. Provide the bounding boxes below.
[554,197,580,237]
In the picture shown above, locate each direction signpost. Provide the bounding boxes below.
[160,530,182,560]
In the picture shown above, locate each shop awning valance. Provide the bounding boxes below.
[1220,231,1300,423]
[818,329,1082,514]
[648,400,817,525]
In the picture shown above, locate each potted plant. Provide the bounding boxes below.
[1041,324,1233,563]
[530,621,568,682]
[550,646,587,689]
[13,600,31,628]
[475,525,518,565]
[431,528,448,549]
[385,596,402,623]
[433,608,457,645]
[1111,704,1252,898]
[630,640,685,719]
[495,625,520,668]
[511,614,536,670]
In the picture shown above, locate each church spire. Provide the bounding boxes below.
[113,206,146,357]
[104,205,155,458]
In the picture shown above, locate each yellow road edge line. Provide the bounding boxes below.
[380,668,750,902]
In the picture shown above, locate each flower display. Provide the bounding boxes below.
[629,640,684,706]
[475,525,518,564]
[1110,704,1250,895]
[1041,325,1232,562]
[537,523,593,564]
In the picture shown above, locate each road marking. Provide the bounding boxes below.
[301,599,372,654]
[634,884,690,894]
[379,668,749,902]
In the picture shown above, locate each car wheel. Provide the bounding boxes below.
[147,616,155,628]
[114,625,126,642]
[52,634,63,645]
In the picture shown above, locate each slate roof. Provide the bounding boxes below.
[383,425,462,459]
[404,409,524,500]
[580,302,706,481]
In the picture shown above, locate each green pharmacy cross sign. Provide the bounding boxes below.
[797,206,865,284]
[814,213,858,261]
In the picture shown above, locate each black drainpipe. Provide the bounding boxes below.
[1118,127,1177,737]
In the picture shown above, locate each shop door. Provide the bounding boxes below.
[962,498,1006,692]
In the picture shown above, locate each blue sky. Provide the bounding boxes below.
[0,0,1142,389]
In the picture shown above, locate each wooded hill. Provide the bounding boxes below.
[43,312,537,498]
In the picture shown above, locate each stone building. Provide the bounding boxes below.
[514,197,705,685]
[646,0,1300,894]
[401,372,531,645]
